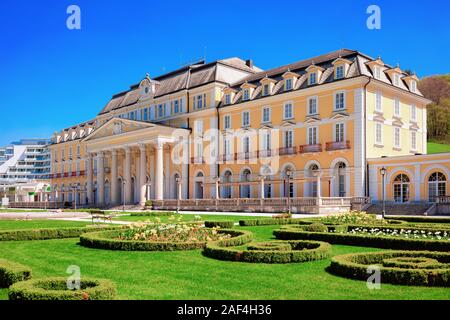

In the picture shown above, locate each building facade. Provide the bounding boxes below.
[48,49,450,209]
[0,139,51,203]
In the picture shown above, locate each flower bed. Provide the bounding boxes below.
[273,225,450,252]
[80,223,252,251]
[203,240,331,264]
[0,225,121,242]
[329,251,450,286]
[0,259,32,288]
[347,226,450,240]
[130,211,177,217]
[8,277,116,300]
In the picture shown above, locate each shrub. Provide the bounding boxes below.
[303,223,328,233]
[8,277,116,300]
[382,257,448,269]
[239,218,311,227]
[130,211,177,217]
[204,221,235,229]
[203,240,331,264]
[272,214,292,219]
[80,229,252,251]
[319,211,388,225]
[247,242,292,251]
[0,259,32,288]
[0,225,121,242]
[329,251,450,286]
[387,216,450,224]
[144,200,153,208]
[273,227,450,252]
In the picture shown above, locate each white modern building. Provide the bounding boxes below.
[0,139,51,203]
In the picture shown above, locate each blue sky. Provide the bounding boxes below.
[0,0,449,146]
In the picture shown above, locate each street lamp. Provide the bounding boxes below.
[175,177,181,214]
[285,169,293,215]
[43,184,48,211]
[380,167,387,219]
[122,179,126,212]
[71,184,78,211]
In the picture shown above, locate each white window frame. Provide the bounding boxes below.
[283,102,293,120]
[375,91,383,112]
[224,115,231,130]
[309,72,317,85]
[394,98,400,117]
[242,111,250,127]
[173,100,179,114]
[225,94,231,105]
[285,78,293,91]
[195,120,203,136]
[411,104,417,122]
[263,84,270,96]
[284,130,294,148]
[334,91,346,111]
[394,127,401,148]
[242,136,250,153]
[334,122,345,142]
[394,73,400,86]
[374,66,381,79]
[307,96,318,115]
[411,131,417,151]
[411,81,417,93]
[243,89,249,101]
[375,122,383,145]
[335,65,344,79]
[307,126,318,145]
[262,107,271,123]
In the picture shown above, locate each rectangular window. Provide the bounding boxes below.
[262,107,270,123]
[264,184,272,198]
[263,84,269,96]
[375,123,383,144]
[375,92,382,112]
[284,102,293,119]
[285,78,292,91]
[394,74,400,86]
[335,92,345,110]
[335,65,344,79]
[197,95,203,109]
[158,104,163,118]
[174,100,179,114]
[69,148,72,159]
[224,139,231,155]
[196,142,203,157]
[262,132,271,150]
[130,111,135,120]
[411,104,417,121]
[284,130,293,148]
[195,120,203,136]
[243,136,250,153]
[411,131,417,150]
[394,98,400,117]
[374,66,381,79]
[335,123,344,142]
[242,111,250,127]
[76,146,80,157]
[308,127,318,145]
[308,97,318,115]
[224,115,231,129]
[394,127,401,148]
[309,73,317,85]
[411,81,417,93]
[243,89,249,101]
[225,94,231,105]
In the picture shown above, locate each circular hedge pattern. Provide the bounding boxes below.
[8,277,117,300]
[203,240,331,264]
[329,251,450,286]
[80,229,252,251]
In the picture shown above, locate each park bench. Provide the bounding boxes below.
[90,209,115,224]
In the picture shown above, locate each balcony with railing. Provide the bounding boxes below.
[220,154,235,162]
[258,149,275,158]
[325,140,351,151]
[191,157,205,164]
[236,152,258,161]
[299,144,322,153]
[278,147,297,156]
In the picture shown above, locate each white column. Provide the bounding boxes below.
[260,176,265,199]
[215,178,220,199]
[110,150,118,205]
[177,180,182,200]
[86,153,93,205]
[182,136,189,199]
[139,144,147,206]
[155,142,164,200]
[317,175,322,198]
[97,152,105,206]
[124,147,132,204]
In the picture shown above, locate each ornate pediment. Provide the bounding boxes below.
[83,118,155,142]
[330,111,349,120]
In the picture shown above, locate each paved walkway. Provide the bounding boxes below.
[0,211,91,220]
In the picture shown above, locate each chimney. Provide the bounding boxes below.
[245,59,254,68]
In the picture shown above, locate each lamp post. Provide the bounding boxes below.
[122,179,126,212]
[43,184,48,211]
[71,183,78,211]
[380,167,387,219]
[175,177,181,214]
[285,169,293,215]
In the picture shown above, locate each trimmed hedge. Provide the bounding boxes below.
[273,227,450,252]
[302,223,328,233]
[203,240,331,264]
[0,225,121,242]
[80,229,252,251]
[387,216,450,224]
[247,242,292,251]
[8,277,117,300]
[382,257,447,270]
[130,211,177,217]
[204,221,235,229]
[0,259,32,288]
[239,218,312,227]
[329,251,450,286]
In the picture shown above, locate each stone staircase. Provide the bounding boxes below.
[365,203,432,216]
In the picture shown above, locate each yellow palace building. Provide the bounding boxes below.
[48,49,450,213]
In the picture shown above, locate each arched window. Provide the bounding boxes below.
[194,172,204,199]
[240,169,252,198]
[428,172,446,202]
[336,162,346,197]
[173,173,180,199]
[393,174,410,203]
[309,164,319,197]
[281,166,295,198]
[222,170,232,198]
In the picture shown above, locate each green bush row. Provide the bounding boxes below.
[273,228,450,252]
[0,225,121,242]
[204,221,235,229]
[8,277,117,300]
[0,259,32,288]
[239,218,312,227]
[329,251,450,287]
[130,211,177,217]
[203,240,331,264]
[382,257,448,270]
[247,242,292,251]
[80,229,252,251]
[387,216,450,224]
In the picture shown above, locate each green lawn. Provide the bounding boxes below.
[0,222,448,300]
[427,142,450,154]
[114,214,261,223]
[0,219,97,230]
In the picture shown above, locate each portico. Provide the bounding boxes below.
[82,118,189,206]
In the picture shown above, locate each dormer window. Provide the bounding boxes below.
[335,65,344,79]
[285,78,293,91]
[394,74,400,86]
[309,73,317,85]
[243,89,250,101]
[263,84,269,96]
[374,66,381,79]
[225,94,231,104]
[411,81,417,93]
